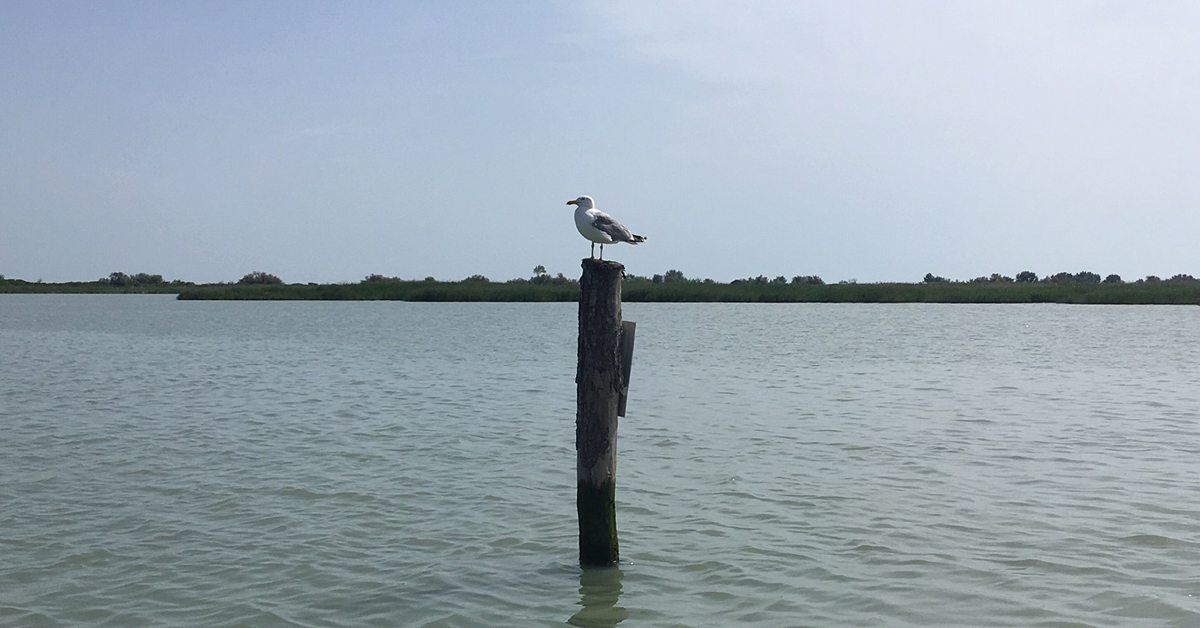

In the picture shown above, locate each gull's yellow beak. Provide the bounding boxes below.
[566,200,577,206]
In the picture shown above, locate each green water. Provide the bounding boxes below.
[2,296,1198,626]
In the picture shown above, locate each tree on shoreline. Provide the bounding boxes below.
[100,272,164,286]
[239,271,283,285]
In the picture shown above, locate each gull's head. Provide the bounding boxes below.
[566,195,594,209]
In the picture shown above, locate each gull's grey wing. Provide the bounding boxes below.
[591,212,638,243]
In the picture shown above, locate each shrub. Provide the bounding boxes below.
[239,271,283,285]
[101,271,166,286]
[103,272,131,286]
[968,274,1012,283]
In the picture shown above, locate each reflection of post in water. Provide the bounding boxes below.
[568,565,629,628]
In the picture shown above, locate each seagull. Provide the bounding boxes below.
[566,195,646,260]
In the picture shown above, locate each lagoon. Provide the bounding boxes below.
[1,295,1198,627]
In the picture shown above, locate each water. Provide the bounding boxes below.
[2,295,1198,627]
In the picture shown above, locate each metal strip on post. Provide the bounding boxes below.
[617,321,635,418]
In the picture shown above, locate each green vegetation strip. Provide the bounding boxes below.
[176,280,581,302]
[5,277,1200,304]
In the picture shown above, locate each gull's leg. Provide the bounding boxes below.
[590,242,595,258]
[599,244,604,260]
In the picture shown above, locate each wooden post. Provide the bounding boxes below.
[576,258,624,566]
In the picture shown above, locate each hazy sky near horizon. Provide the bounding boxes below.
[2,1,1197,284]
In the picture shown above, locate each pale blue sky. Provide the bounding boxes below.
[2,1,1197,283]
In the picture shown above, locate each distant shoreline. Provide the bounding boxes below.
[3,278,1199,304]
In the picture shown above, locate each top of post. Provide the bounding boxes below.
[581,258,625,275]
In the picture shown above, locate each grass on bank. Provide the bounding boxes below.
[0,278,185,295]
[176,278,1200,304]
[174,279,580,302]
